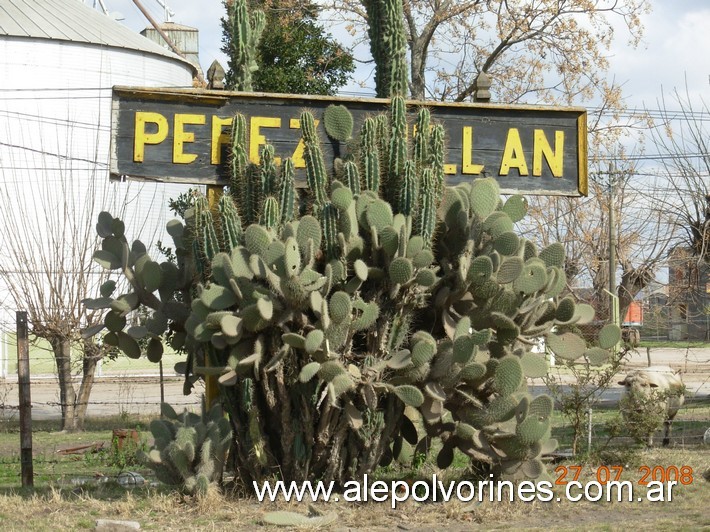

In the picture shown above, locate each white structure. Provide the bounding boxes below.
[0,0,197,336]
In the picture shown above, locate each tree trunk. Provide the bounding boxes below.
[73,341,100,432]
[409,39,426,100]
[50,337,77,432]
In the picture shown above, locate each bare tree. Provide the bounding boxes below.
[325,0,649,106]
[647,87,710,262]
[524,158,674,322]
[0,148,125,431]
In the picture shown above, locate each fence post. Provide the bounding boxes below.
[16,311,33,488]
[0,329,6,378]
[587,406,593,454]
[159,359,165,412]
[646,347,652,367]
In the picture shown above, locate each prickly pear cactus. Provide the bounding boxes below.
[137,401,232,496]
[88,96,620,486]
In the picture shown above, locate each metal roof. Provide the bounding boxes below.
[0,0,192,66]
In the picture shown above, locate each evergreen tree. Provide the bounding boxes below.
[222,1,354,95]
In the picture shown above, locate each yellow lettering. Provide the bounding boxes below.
[173,114,205,164]
[462,126,484,175]
[499,128,528,176]
[444,164,457,174]
[250,117,281,164]
[533,129,564,177]
[134,112,168,163]
[289,117,319,168]
[211,116,233,165]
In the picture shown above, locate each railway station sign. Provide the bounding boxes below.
[111,87,587,196]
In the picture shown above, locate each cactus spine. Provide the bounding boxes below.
[361,118,380,193]
[430,124,446,197]
[414,108,431,171]
[417,168,437,247]
[278,158,296,223]
[301,111,329,212]
[343,160,361,195]
[229,113,248,207]
[398,160,418,216]
[194,195,219,265]
[218,194,243,252]
[387,96,408,203]
[260,144,278,197]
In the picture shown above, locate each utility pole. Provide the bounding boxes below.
[608,165,620,330]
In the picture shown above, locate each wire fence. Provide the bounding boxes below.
[0,317,708,488]
[0,374,203,425]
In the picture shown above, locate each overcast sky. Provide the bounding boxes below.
[103,0,710,111]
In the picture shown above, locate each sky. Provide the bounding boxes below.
[101,0,710,111]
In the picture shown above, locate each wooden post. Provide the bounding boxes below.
[204,185,223,408]
[646,346,652,367]
[159,359,165,414]
[16,311,33,488]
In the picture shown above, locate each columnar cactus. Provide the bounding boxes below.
[363,0,408,98]
[88,98,619,487]
[226,0,265,92]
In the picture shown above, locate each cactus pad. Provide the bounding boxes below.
[469,256,493,284]
[296,215,322,252]
[555,296,576,322]
[519,353,548,378]
[299,361,321,383]
[411,339,436,367]
[502,195,528,222]
[244,225,272,256]
[366,200,394,231]
[546,332,587,361]
[597,323,621,349]
[323,104,354,142]
[539,242,565,268]
[469,178,500,218]
[493,231,520,256]
[329,291,352,323]
[305,329,324,354]
[494,356,524,396]
[513,262,547,294]
[497,257,524,284]
[394,385,425,407]
[585,347,609,366]
[389,257,414,284]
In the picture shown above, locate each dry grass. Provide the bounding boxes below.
[0,447,708,530]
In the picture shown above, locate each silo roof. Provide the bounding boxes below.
[0,0,193,67]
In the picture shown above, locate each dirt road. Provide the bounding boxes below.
[1,346,708,421]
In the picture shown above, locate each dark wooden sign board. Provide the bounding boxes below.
[110,87,587,196]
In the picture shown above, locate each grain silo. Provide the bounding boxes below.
[0,0,199,351]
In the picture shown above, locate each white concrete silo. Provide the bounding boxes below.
[0,0,198,334]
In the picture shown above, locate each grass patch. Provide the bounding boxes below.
[638,340,710,348]
[0,415,154,491]
[0,403,707,529]
[0,447,707,530]
[0,333,184,376]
